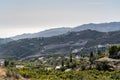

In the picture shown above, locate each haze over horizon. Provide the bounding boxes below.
[0,0,120,38]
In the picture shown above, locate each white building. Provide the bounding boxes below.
[65,69,71,72]
[16,65,24,68]
[55,66,61,70]
[0,59,5,66]
[45,67,52,70]
[38,57,44,60]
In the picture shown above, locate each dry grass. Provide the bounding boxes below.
[0,67,28,80]
[0,67,7,79]
[96,57,120,62]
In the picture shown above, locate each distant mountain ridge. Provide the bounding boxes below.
[1,29,120,59]
[11,22,120,40]
[11,28,71,40]
[73,22,120,32]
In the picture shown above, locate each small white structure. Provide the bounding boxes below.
[65,69,71,72]
[0,59,5,66]
[97,44,104,48]
[16,65,24,68]
[55,66,61,70]
[46,67,52,70]
[38,57,44,60]
[75,56,80,59]
[72,49,79,53]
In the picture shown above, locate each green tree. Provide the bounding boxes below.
[89,51,94,69]
[89,51,94,63]
[4,60,9,67]
[10,61,15,67]
[70,53,72,63]
[61,59,64,67]
[66,61,70,68]
[109,46,120,59]
[97,50,101,55]
[96,62,111,71]
[109,46,118,56]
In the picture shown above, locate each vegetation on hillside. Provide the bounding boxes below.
[0,44,119,80]
[109,45,120,59]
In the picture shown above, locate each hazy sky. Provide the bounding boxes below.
[0,0,120,38]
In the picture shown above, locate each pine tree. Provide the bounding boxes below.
[70,53,72,63]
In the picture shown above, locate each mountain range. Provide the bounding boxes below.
[0,22,120,60]
[1,30,120,60]
[11,28,71,40]
[11,22,120,40]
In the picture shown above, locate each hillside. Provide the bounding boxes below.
[11,22,120,40]
[1,30,120,60]
[0,67,28,80]
[0,38,13,45]
[73,22,120,32]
